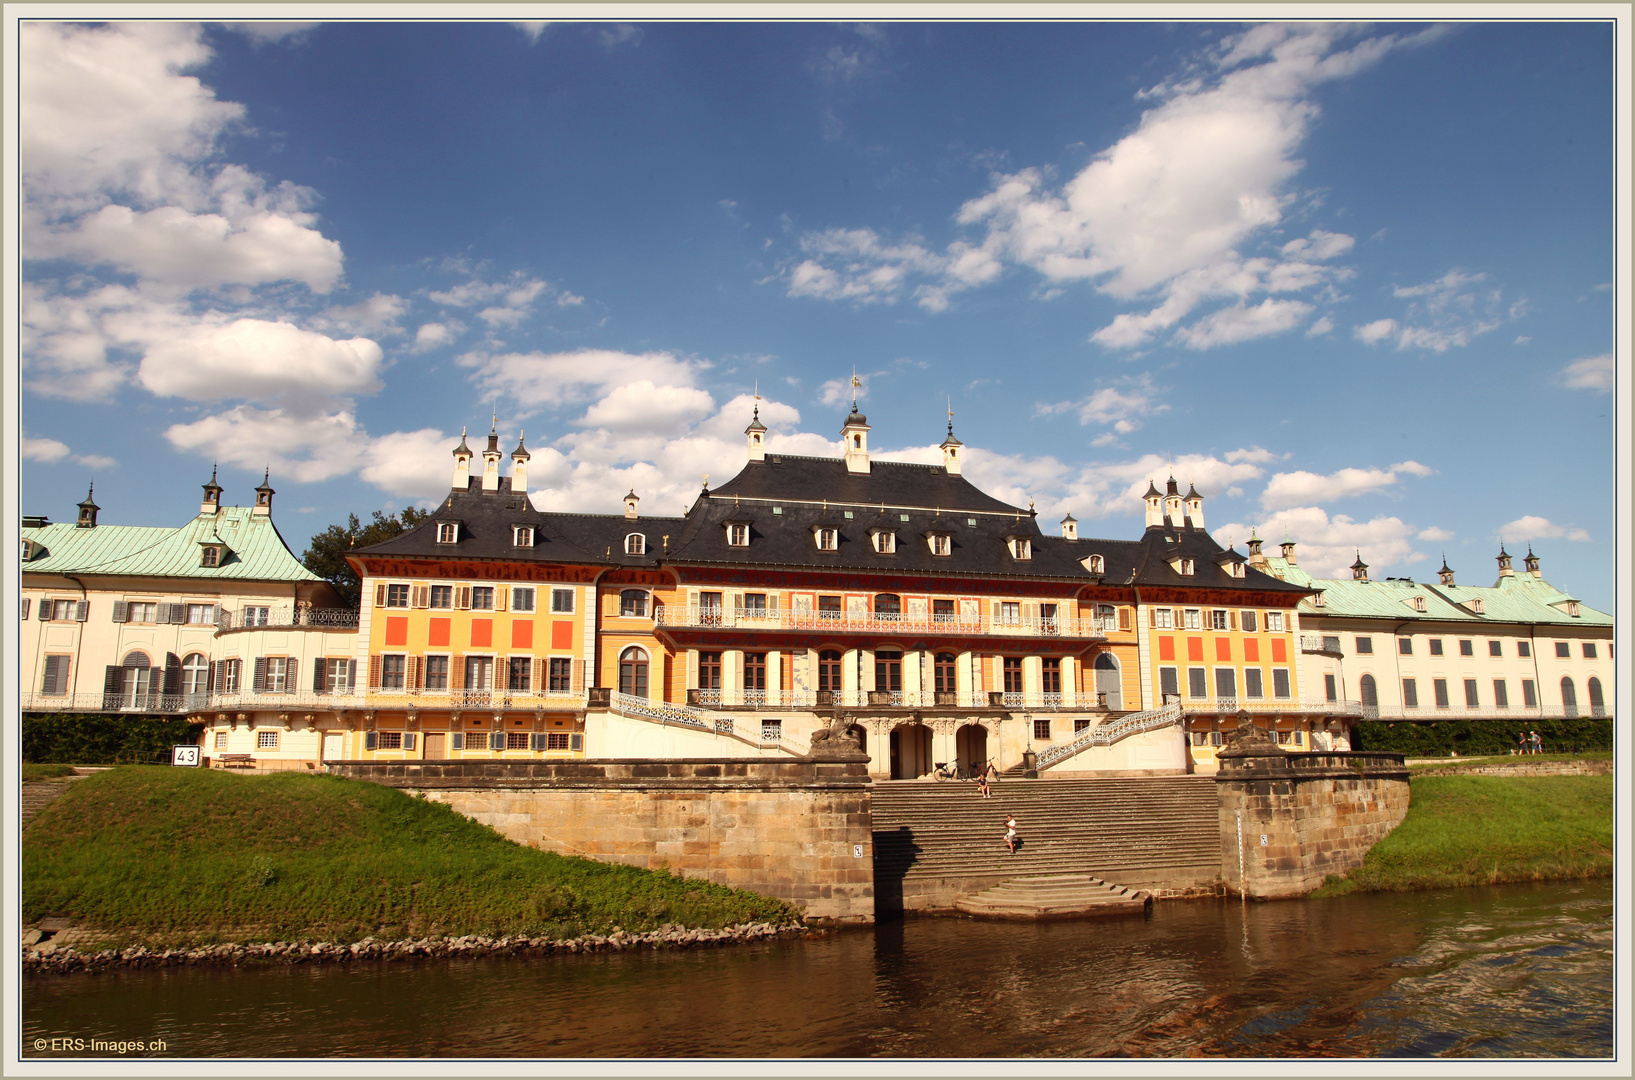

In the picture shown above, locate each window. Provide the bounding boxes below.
[507,657,531,691]
[1183,609,1201,630]
[1033,717,1052,741]
[185,604,214,625]
[377,731,403,751]
[1428,639,1444,656]
[1459,639,1474,657]
[727,523,750,547]
[436,522,458,544]
[1402,678,1419,708]
[245,607,271,626]
[424,656,449,690]
[1244,668,1264,698]
[1561,677,1579,718]
[1566,602,1580,617]
[265,657,290,693]
[1216,668,1237,700]
[1518,641,1531,658]
[873,530,897,554]
[258,730,280,750]
[126,601,158,623]
[1272,669,1291,699]
[429,585,453,609]
[50,599,84,621]
[507,731,530,750]
[625,533,646,556]
[1041,603,1059,633]
[929,533,951,556]
[875,651,902,693]
[698,651,723,690]
[619,647,649,697]
[1588,677,1605,716]
[1355,636,1373,654]
[1003,657,1024,693]
[1489,640,1503,657]
[551,588,575,613]
[1159,667,1179,699]
[381,655,405,690]
[874,594,902,617]
[1463,679,1479,708]
[217,658,241,694]
[1010,538,1031,560]
[935,653,957,694]
[1324,674,1337,702]
[1322,636,1342,653]
[933,598,956,623]
[464,656,494,691]
[1153,608,1174,629]
[743,652,767,691]
[816,528,838,551]
[1210,610,1229,631]
[1583,643,1597,659]
[818,595,842,621]
[384,584,410,609]
[511,587,535,613]
[181,653,209,695]
[1178,558,1194,575]
[1188,667,1207,699]
[1412,596,1427,612]
[817,651,841,692]
[1266,611,1285,632]
[1399,638,1413,656]
[620,589,649,617]
[548,658,573,692]
[201,545,220,567]
[471,587,494,611]
[1433,678,1449,709]
[1555,641,1570,658]
[1522,679,1537,708]
[1088,554,1105,574]
[40,655,70,696]
[513,525,534,547]
[1240,610,1258,633]
[1041,658,1061,694]
[1494,679,1509,708]
[740,593,768,615]
[323,658,353,693]
[546,731,570,750]
[999,602,1021,626]
[214,731,228,750]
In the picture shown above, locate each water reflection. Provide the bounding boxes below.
[23,879,1611,1059]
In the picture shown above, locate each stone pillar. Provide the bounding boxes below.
[902,649,922,704]
[842,648,860,706]
[956,650,974,707]
[1061,655,1077,707]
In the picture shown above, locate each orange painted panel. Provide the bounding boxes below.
[552,621,574,649]
[428,618,450,647]
[1244,638,1260,662]
[1186,637,1203,662]
[1271,637,1287,662]
[1158,636,1175,661]
[471,619,492,648]
[1215,638,1231,662]
[512,620,533,649]
[384,616,408,647]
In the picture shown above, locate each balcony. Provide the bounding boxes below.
[216,607,359,632]
[24,685,591,716]
[679,687,1101,711]
[1358,704,1608,722]
[1179,697,1365,717]
[1300,634,1344,655]
[653,606,1114,639]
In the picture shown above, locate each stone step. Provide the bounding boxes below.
[20,779,77,829]
[954,873,1153,920]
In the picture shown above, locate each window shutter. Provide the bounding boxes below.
[41,656,61,695]
[531,732,546,751]
[450,654,465,690]
[103,665,122,706]
[490,730,505,751]
[1229,611,1238,631]
[368,656,381,690]
[171,604,187,624]
[283,658,297,693]
[164,653,182,695]
[252,657,267,692]
[365,731,378,751]
[457,586,471,610]
[74,601,89,622]
[451,732,464,750]
[403,732,417,752]
[992,601,1001,624]
[768,594,779,613]
[533,658,545,691]
[212,661,224,694]
[374,583,386,609]
[347,659,356,689]
[411,585,428,609]
[570,732,583,752]
[39,600,52,621]
[313,659,326,693]
[494,588,507,612]
[409,655,422,690]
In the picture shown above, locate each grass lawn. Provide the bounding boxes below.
[22,763,78,782]
[1310,773,1613,897]
[23,766,798,947]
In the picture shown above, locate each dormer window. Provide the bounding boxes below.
[20,538,35,561]
[814,527,838,552]
[625,533,646,556]
[1009,537,1031,560]
[1567,601,1580,617]
[1467,598,1485,614]
[200,545,222,568]
[928,533,951,557]
[727,523,750,547]
[436,522,459,544]
[1313,592,1326,607]
[1168,556,1193,575]
[1225,561,1245,578]
[513,526,534,547]
[1412,596,1427,612]
[1086,554,1105,575]
[871,530,897,554]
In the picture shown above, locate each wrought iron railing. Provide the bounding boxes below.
[1180,697,1364,716]
[216,607,359,631]
[1036,702,1185,767]
[653,605,1114,638]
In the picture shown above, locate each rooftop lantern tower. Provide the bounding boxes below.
[1438,557,1456,586]
[200,465,224,515]
[940,399,963,476]
[253,469,274,516]
[1497,544,1514,578]
[481,414,503,492]
[746,393,767,463]
[841,372,871,475]
[1524,546,1541,577]
[451,427,473,489]
[1184,482,1204,530]
[511,432,531,498]
[1143,479,1164,528]
[76,483,99,528]
[1351,552,1369,582]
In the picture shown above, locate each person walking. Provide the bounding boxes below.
[1004,815,1019,855]
[1530,730,1542,755]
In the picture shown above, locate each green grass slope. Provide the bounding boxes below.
[1311,773,1613,897]
[23,767,797,946]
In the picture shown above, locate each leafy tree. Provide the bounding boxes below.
[302,508,430,608]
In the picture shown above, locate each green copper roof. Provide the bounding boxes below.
[20,507,319,583]
[1257,557,1610,628]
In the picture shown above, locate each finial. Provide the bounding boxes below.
[947,396,955,435]
[262,466,270,485]
[850,367,861,410]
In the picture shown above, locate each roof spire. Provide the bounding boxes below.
[850,367,861,412]
[947,396,954,437]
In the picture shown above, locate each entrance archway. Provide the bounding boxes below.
[889,722,932,779]
[1093,652,1122,709]
[955,723,989,776]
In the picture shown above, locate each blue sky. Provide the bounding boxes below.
[13,18,1621,607]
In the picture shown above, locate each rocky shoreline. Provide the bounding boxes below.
[22,921,809,975]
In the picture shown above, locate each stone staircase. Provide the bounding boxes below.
[954,873,1151,920]
[21,778,78,830]
[871,776,1222,910]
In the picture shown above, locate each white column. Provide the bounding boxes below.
[768,650,783,701]
[956,650,974,707]
[725,650,743,706]
[1062,655,1077,707]
[842,648,860,706]
[903,649,922,704]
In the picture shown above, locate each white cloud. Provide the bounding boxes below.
[1217,506,1423,578]
[414,321,461,350]
[1260,460,1433,510]
[576,381,717,436]
[817,375,869,409]
[163,406,367,483]
[1498,516,1592,544]
[1037,375,1167,433]
[322,294,406,335]
[1417,526,1454,541]
[512,22,550,44]
[597,24,643,49]
[1354,269,1516,352]
[137,318,383,410]
[430,273,568,328]
[21,435,71,463]
[358,428,464,498]
[1305,314,1334,337]
[75,454,120,469]
[219,22,321,44]
[1172,298,1312,349]
[1561,353,1613,392]
[1225,446,1282,465]
[1280,229,1354,261]
[457,348,707,411]
[1353,318,1398,345]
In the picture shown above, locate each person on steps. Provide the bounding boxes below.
[1004,815,1018,855]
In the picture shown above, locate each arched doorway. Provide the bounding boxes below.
[1093,652,1122,709]
[1588,677,1605,717]
[1360,674,1378,719]
[889,722,932,779]
[1561,676,1579,718]
[619,647,649,698]
[955,724,989,776]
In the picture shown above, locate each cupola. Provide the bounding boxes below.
[451,427,473,490]
[940,406,963,476]
[200,465,224,515]
[511,432,531,498]
[76,483,99,528]
[1438,557,1455,587]
[1184,482,1204,529]
[841,404,871,475]
[1280,538,1298,565]
[1524,546,1541,577]
[1246,528,1267,568]
[481,419,503,492]
[1350,552,1369,582]
[746,403,767,463]
[1143,479,1164,528]
[1496,545,1514,578]
[624,489,640,520]
[1163,476,1185,529]
[253,469,274,516]
[1060,513,1077,540]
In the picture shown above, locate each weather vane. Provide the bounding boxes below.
[851,367,861,407]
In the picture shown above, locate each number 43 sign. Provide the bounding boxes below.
[172,745,201,767]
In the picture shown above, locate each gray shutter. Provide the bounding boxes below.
[164,653,182,695]
[570,732,583,752]
[154,603,170,624]
[403,732,417,752]
[286,658,299,693]
[75,601,89,621]
[365,731,378,751]
[531,732,547,751]
[347,659,357,690]
[20,598,29,620]
[111,600,127,623]
[450,732,464,750]
[252,657,267,693]
[103,665,123,709]
[314,658,326,693]
[39,601,52,621]
[212,661,224,695]
[41,655,62,695]
[172,603,187,624]
[490,730,505,751]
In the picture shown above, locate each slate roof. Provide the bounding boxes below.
[1257,556,1611,627]
[708,454,1020,515]
[20,507,319,582]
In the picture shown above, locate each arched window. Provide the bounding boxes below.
[619,589,648,617]
[618,647,649,698]
[121,650,152,701]
[181,653,210,696]
[1088,554,1105,574]
[1360,674,1378,716]
[818,650,843,692]
[1561,676,1579,718]
[874,593,901,618]
[625,533,645,556]
[1587,677,1604,717]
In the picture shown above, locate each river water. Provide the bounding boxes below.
[23,878,1612,1060]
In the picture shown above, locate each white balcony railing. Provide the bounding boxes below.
[1177,697,1365,716]
[1357,704,1607,722]
[216,607,359,632]
[1037,702,1185,767]
[652,606,1115,639]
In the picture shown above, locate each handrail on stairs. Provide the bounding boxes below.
[605,691,802,755]
[1035,702,1185,768]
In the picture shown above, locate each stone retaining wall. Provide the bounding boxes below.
[1413,759,1612,778]
[327,756,875,923]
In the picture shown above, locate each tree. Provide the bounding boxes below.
[302,507,431,609]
